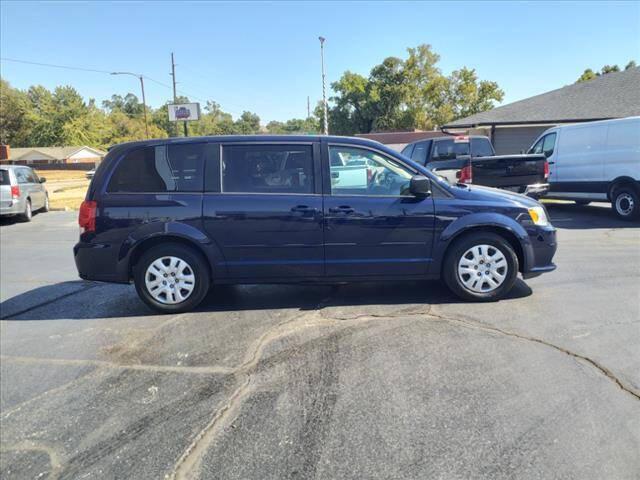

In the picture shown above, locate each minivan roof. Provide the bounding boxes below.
[108,134,386,151]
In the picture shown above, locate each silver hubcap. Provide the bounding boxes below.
[458,244,508,293]
[616,193,634,216]
[145,256,195,304]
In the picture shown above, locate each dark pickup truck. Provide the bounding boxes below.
[401,136,549,198]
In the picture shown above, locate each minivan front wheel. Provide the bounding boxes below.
[134,244,210,313]
[443,233,518,302]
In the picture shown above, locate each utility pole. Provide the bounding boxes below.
[170,52,179,137]
[319,36,329,135]
[170,52,188,137]
[111,71,149,139]
[307,96,310,119]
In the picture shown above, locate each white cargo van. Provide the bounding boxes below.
[528,117,640,220]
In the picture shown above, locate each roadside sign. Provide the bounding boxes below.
[168,103,200,122]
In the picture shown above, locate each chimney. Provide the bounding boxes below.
[0,145,10,162]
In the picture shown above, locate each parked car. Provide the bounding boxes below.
[0,165,49,221]
[528,116,640,220]
[74,136,557,313]
[401,136,549,198]
[86,169,96,180]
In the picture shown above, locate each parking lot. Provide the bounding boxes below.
[1,204,639,479]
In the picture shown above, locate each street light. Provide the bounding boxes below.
[319,36,328,135]
[111,71,149,139]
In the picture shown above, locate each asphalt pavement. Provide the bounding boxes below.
[1,203,639,479]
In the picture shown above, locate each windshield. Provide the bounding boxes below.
[432,139,470,160]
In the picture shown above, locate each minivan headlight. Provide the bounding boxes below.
[528,206,549,226]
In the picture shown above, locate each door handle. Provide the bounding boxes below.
[291,205,316,213]
[329,205,354,214]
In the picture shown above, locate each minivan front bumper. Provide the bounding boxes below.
[522,225,557,278]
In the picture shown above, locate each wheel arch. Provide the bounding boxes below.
[608,176,639,200]
[127,235,213,281]
[440,225,526,275]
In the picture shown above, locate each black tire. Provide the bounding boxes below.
[133,243,210,313]
[20,199,32,222]
[443,232,519,302]
[574,199,591,206]
[41,194,50,212]
[611,186,640,221]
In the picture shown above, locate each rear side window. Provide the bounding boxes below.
[15,169,31,184]
[107,144,205,193]
[432,139,470,160]
[1,170,11,185]
[221,144,314,194]
[471,138,493,157]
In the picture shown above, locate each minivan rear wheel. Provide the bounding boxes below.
[611,186,639,220]
[20,199,32,222]
[443,233,518,302]
[134,243,210,313]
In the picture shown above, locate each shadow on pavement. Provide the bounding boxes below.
[544,202,640,229]
[0,279,533,321]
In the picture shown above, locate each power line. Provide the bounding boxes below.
[1,56,247,118]
[0,57,114,74]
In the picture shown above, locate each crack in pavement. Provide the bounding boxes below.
[426,310,640,402]
[0,440,63,480]
[3,289,638,479]
[0,355,235,375]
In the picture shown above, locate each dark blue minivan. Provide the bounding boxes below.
[74,136,557,313]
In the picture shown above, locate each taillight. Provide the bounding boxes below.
[10,185,20,199]
[543,160,550,180]
[78,200,97,233]
[459,165,473,184]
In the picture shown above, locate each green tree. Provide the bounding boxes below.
[446,67,504,120]
[0,79,32,146]
[324,43,503,134]
[234,111,261,134]
[577,61,636,82]
[577,68,598,83]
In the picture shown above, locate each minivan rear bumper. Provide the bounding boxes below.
[74,241,130,283]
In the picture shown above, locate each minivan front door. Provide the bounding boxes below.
[202,143,324,279]
[323,143,435,278]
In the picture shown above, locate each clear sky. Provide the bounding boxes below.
[1,1,639,123]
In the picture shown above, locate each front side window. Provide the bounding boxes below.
[107,144,205,193]
[329,146,413,196]
[431,139,470,161]
[221,144,314,194]
[411,141,430,165]
[401,144,414,158]
[529,138,544,155]
[542,133,557,157]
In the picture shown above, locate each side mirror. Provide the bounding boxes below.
[39,177,46,183]
[409,175,431,198]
